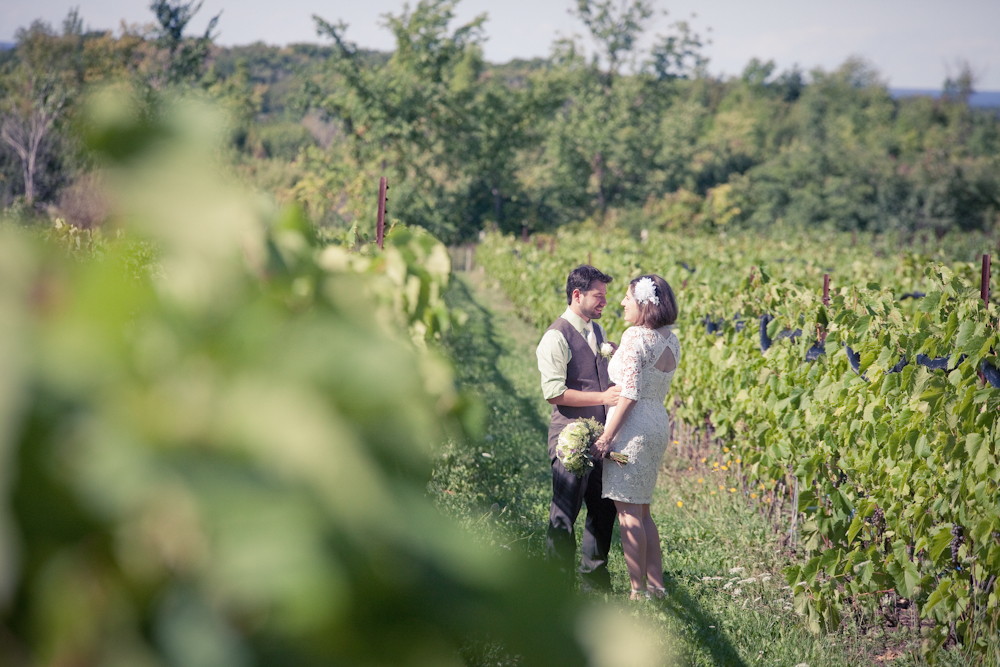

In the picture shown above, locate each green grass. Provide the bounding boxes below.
[431,270,976,666]
[430,270,553,552]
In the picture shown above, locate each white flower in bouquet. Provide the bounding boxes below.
[599,342,615,360]
[556,418,628,476]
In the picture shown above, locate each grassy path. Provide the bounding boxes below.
[431,270,554,549]
[433,270,918,666]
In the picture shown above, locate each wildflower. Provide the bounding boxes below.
[721,465,729,471]
[697,477,704,484]
[750,493,758,499]
[676,501,683,508]
[728,487,737,493]
[723,446,730,453]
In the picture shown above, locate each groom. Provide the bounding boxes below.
[536,264,620,592]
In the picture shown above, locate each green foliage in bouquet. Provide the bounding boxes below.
[556,418,604,476]
[556,418,627,477]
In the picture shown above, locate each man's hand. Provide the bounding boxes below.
[602,385,621,406]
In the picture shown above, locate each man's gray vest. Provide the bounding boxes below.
[546,317,612,456]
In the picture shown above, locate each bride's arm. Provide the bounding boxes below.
[593,397,635,458]
[592,327,642,458]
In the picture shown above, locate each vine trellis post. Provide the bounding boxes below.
[981,254,991,305]
[981,254,992,387]
[818,273,831,343]
[376,177,388,249]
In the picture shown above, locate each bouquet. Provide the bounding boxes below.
[556,418,628,477]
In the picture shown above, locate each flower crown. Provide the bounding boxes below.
[633,277,659,305]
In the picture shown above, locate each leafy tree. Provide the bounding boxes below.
[773,66,805,103]
[148,0,221,87]
[571,0,653,80]
[644,17,710,81]
[0,15,86,205]
[942,59,978,104]
[301,0,537,241]
[740,57,776,89]
[0,9,157,212]
[526,1,708,223]
[79,28,147,84]
[447,71,539,234]
[528,59,663,223]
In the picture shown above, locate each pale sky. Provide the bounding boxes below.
[2,0,998,90]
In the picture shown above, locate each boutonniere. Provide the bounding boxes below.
[599,342,615,360]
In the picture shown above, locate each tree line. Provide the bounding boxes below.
[2,0,998,243]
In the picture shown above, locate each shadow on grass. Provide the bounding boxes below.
[438,274,551,508]
[658,571,748,666]
[445,274,550,439]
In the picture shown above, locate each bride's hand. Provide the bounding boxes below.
[592,437,610,458]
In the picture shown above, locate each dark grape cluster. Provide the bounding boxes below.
[951,524,965,569]
[870,507,887,550]
[871,507,885,531]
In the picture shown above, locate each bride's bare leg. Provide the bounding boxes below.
[614,501,647,594]
[641,505,665,590]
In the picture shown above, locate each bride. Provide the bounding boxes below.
[592,274,680,600]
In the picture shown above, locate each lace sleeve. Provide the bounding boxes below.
[616,327,645,401]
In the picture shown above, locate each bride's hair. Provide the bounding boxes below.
[630,274,677,329]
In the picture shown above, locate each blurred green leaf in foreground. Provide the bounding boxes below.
[0,86,670,666]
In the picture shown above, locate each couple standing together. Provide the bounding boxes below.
[536,265,680,600]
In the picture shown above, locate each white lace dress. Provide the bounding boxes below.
[602,326,681,504]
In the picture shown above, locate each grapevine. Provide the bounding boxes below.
[478,227,1000,655]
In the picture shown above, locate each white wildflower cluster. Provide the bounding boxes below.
[702,566,774,601]
[633,277,659,305]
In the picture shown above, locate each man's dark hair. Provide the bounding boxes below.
[565,265,613,304]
